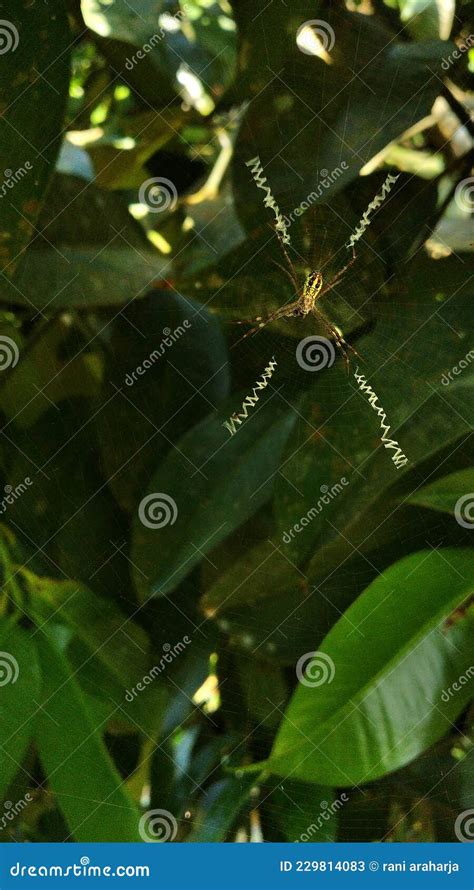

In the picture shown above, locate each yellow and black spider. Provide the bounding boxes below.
[235,223,358,369]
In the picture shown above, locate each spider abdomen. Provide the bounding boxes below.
[301,271,323,314]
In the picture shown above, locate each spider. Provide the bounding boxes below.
[234,222,358,370]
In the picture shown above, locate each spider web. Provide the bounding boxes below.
[179,0,474,845]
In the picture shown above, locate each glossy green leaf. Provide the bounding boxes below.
[407,468,474,516]
[96,289,230,512]
[274,251,474,574]
[83,0,236,108]
[0,176,168,309]
[0,3,70,277]
[389,0,455,40]
[36,633,141,841]
[186,774,257,842]
[0,620,40,797]
[131,391,296,599]
[23,574,167,735]
[8,400,128,598]
[267,548,474,786]
[265,781,339,842]
[234,5,450,217]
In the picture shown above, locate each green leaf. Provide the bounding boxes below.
[0,176,169,309]
[36,633,141,841]
[23,574,166,736]
[0,316,100,430]
[407,468,474,516]
[390,0,455,41]
[26,576,147,689]
[83,0,236,108]
[81,109,186,189]
[201,541,315,662]
[267,548,474,786]
[0,620,41,797]
[131,391,296,599]
[0,3,70,277]
[186,774,257,842]
[96,289,230,512]
[8,400,128,598]
[274,251,474,573]
[234,6,450,214]
[265,781,339,842]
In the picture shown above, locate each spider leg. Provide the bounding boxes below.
[231,302,298,347]
[318,246,357,298]
[312,307,359,373]
[270,257,299,295]
[266,222,301,292]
